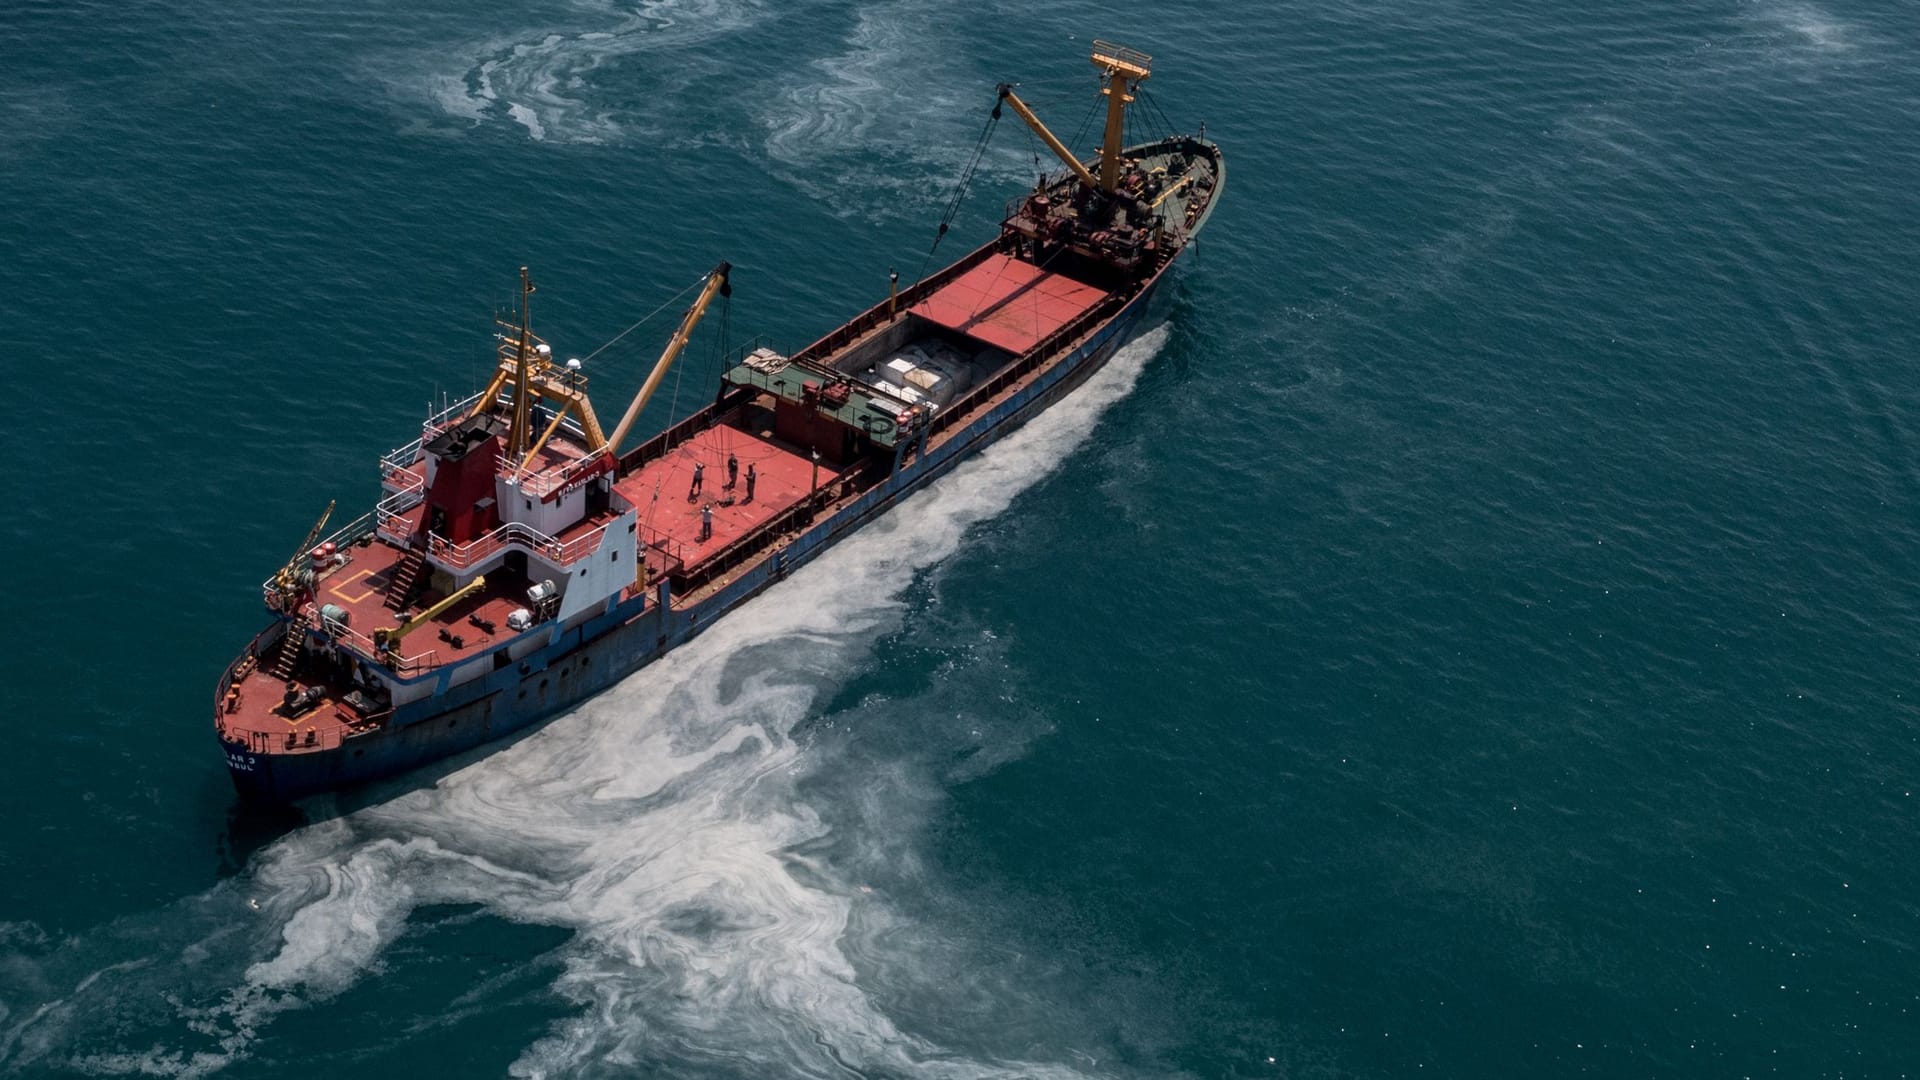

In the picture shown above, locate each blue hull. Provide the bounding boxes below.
[223,258,1176,803]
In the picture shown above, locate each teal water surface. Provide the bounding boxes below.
[3,0,1919,1076]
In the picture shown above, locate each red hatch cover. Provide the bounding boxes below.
[909,254,1108,354]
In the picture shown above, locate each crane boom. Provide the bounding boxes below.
[607,262,732,454]
[289,500,336,568]
[373,575,487,655]
[996,86,1098,190]
[998,42,1152,195]
[269,499,337,607]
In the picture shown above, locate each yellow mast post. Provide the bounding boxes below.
[606,262,733,454]
[459,271,613,470]
[997,42,1150,195]
[1091,41,1151,193]
[508,267,535,458]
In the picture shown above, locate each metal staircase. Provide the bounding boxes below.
[266,611,309,681]
[383,551,427,611]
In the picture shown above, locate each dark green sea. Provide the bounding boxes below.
[4,0,1919,1075]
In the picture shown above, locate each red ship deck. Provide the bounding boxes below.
[314,543,530,661]
[216,542,540,757]
[218,672,369,759]
[908,253,1108,354]
[613,421,836,577]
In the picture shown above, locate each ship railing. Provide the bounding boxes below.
[636,525,689,572]
[214,622,284,727]
[725,335,784,368]
[390,650,437,676]
[378,390,490,476]
[514,460,584,500]
[258,512,378,597]
[397,391,598,500]
[214,629,404,752]
[235,705,399,756]
[318,511,377,552]
[424,517,609,571]
[374,486,425,546]
[380,439,423,479]
[424,390,488,436]
[380,458,425,499]
[1092,40,1152,72]
[510,432,605,499]
[310,613,440,674]
[380,464,426,500]
[380,385,590,472]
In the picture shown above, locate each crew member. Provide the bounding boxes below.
[725,452,739,490]
[744,463,757,504]
[699,502,714,542]
[688,461,705,501]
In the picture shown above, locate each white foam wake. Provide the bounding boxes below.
[10,326,1167,1078]
[1745,1,1855,51]
[399,0,768,144]
[381,0,1054,219]
[757,0,1037,218]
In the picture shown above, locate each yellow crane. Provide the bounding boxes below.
[466,268,612,469]
[464,262,732,466]
[269,499,336,609]
[607,262,732,453]
[997,41,1152,195]
[373,575,487,656]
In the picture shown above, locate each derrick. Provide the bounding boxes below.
[267,500,336,611]
[997,40,1152,196]
[468,268,612,466]
[607,262,732,453]
[996,85,1098,190]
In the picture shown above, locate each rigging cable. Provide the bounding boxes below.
[578,274,707,366]
[913,99,1003,285]
[664,272,730,446]
[1066,91,1103,165]
[1139,87,1181,142]
[709,295,736,457]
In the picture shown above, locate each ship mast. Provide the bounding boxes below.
[509,266,535,458]
[460,265,728,467]
[1093,41,1152,192]
[997,41,1152,195]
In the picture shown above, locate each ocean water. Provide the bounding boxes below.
[3,0,1919,1075]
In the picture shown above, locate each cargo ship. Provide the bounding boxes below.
[214,42,1223,802]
